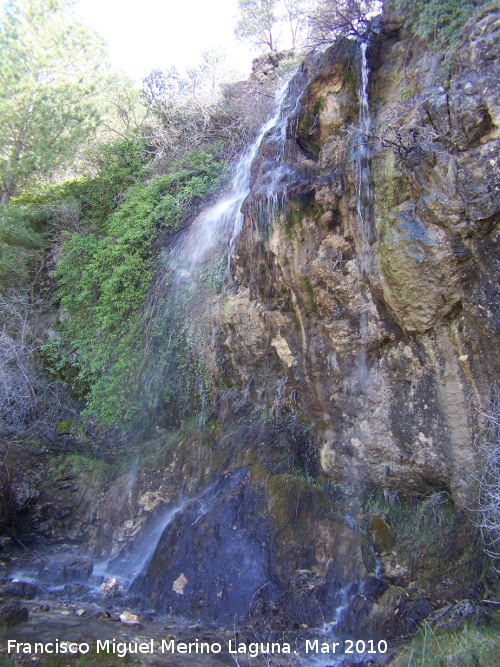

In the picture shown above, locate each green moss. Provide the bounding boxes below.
[48,453,116,486]
[300,275,318,315]
[283,189,316,239]
[297,96,325,160]
[284,203,302,238]
[374,149,408,223]
[392,0,489,51]
[370,515,392,550]
[54,421,87,442]
[292,313,302,330]
[373,147,410,281]
[267,474,333,527]
[390,617,500,666]
[399,85,415,102]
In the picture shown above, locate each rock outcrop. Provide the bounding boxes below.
[209,8,500,508]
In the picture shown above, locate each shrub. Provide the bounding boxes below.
[476,387,500,561]
[392,0,488,50]
[50,148,227,429]
[56,137,148,229]
[0,294,76,438]
[0,205,43,287]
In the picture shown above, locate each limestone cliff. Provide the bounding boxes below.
[208,7,500,508]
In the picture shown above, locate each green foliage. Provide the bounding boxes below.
[58,138,148,227]
[391,616,500,666]
[235,0,278,51]
[49,148,226,428]
[0,0,108,203]
[307,0,382,45]
[393,0,487,49]
[0,204,43,285]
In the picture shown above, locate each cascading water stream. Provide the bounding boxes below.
[349,40,374,395]
[93,500,188,589]
[355,40,373,277]
[90,76,313,597]
[168,74,300,281]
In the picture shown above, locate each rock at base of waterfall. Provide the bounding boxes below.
[172,573,188,594]
[119,611,141,626]
[0,601,29,628]
[37,553,93,584]
[100,577,122,597]
[0,581,38,599]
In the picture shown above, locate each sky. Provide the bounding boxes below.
[74,0,256,83]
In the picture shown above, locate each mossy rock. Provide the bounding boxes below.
[267,474,333,528]
[55,420,88,443]
[370,514,392,550]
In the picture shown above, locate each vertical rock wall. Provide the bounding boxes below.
[208,9,500,507]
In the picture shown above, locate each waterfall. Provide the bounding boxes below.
[347,39,374,395]
[169,75,299,280]
[139,71,308,421]
[94,500,188,589]
[355,40,373,276]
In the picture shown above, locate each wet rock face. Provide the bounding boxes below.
[37,553,93,584]
[207,10,500,506]
[132,470,277,624]
[131,469,373,627]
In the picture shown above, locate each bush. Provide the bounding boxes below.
[477,388,500,561]
[0,205,43,287]
[0,294,76,438]
[50,148,227,429]
[392,0,488,49]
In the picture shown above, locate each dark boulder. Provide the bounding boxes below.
[0,581,37,599]
[0,601,28,628]
[131,470,279,625]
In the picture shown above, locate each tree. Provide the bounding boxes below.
[307,0,383,45]
[281,0,312,49]
[0,0,108,204]
[235,0,279,52]
[187,49,237,99]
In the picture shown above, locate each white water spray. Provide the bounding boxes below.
[355,41,373,276]
[140,72,308,414]
[349,40,374,395]
[171,76,300,280]
[95,498,189,589]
